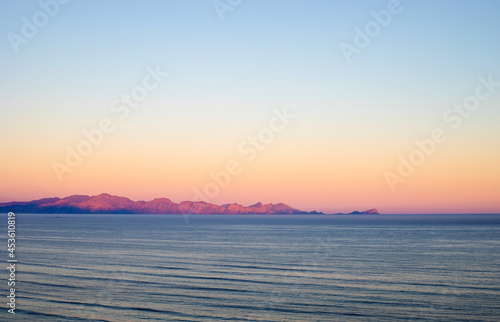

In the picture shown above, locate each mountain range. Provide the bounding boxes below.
[0,193,379,215]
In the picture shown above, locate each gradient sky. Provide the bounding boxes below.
[1,0,499,214]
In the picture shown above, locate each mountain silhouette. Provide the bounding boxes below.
[0,193,324,215]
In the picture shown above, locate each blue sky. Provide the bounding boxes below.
[1,0,500,213]
[2,1,500,105]
[1,1,498,130]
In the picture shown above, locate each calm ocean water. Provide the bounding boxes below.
[3,214,500,321]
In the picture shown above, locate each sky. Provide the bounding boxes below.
[1,0,499,214]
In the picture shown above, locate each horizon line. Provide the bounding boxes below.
[1,193,499,215]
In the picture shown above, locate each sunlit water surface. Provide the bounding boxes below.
[4,214,500,321]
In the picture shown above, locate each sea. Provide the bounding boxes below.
[2,214,500,321]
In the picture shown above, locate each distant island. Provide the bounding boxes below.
[340,209,380,215]
[0,193,379,215]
